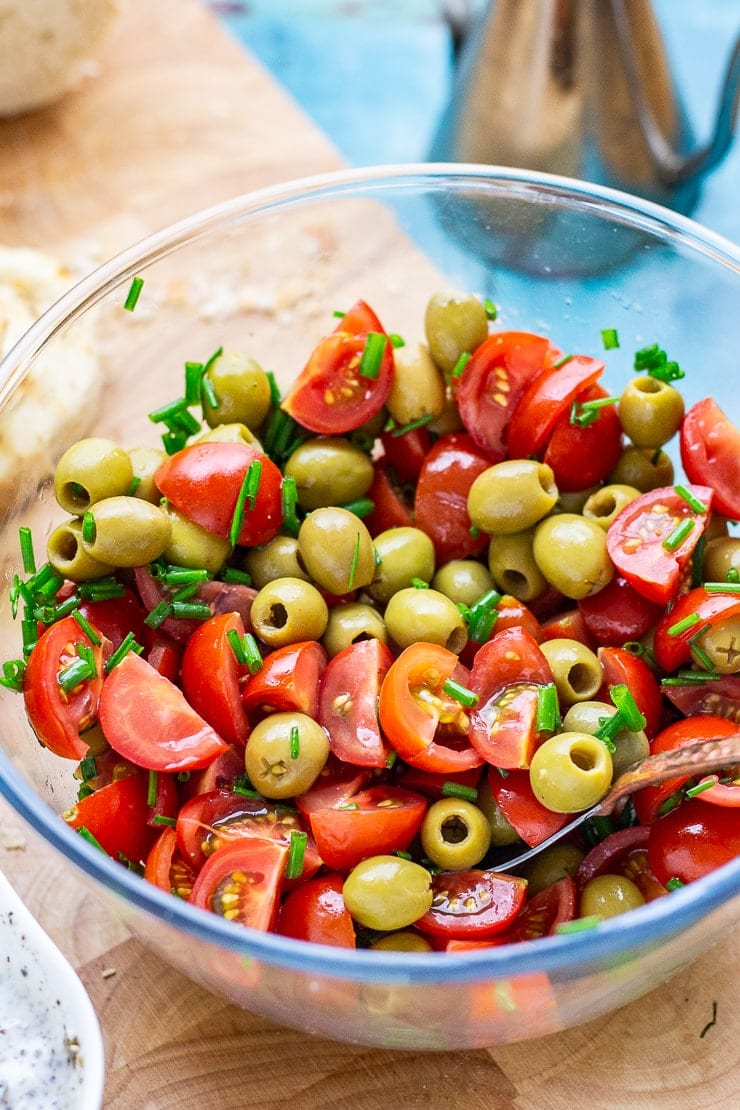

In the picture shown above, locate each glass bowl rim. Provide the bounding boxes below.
[1,161,738,984]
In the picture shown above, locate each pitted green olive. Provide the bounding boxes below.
[529,732,613,813]
[424,291,488,375]
[487,529,547,602]
[80,497,171,567]
[703,537,740,583]
[582,484,641,530]
[297,508,376,595]
[367,527,435,605]
[343,855,433,931]
[467,459,558,535]
[420,797,492,870]
[284,437,374,510]
[475,775,521,847]
[54,437,134,513]
[533,514,614,599]
[202,351,272,431]
[369,931,433,953]
[242,535,310,589]
[538,639,603,705]
[383,587,468,653]
[562,700,649,778]
[127,445,166,505]
[322,602,388,657]
[387,342,446,425]
[162,504,232,575]
[693,614,740,674]
[250,577,328,646]
[47,519,115,582]
[608,446,674,492]
[580,874,645,919]
[244,711,329,798]
[520,842,585,897]
[432,559,495,607]
[618,376,684,449]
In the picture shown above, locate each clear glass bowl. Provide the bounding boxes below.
[0,165,738,1051]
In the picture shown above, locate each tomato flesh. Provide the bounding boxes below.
[680,397,740,520]
[189,837,288,930]
[414,870,528,939]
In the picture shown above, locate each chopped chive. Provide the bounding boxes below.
[674,484,707,514]
[621,641,645,656]
[390,412,435,437]
[593,713,619,753]
[123,276,144,311]
[147,770,158,807]
[394,849,413,860]
[266,370,282,406]
[609,684,646,731]
[243,633,263,674]
[229,462,261,546]
[634,343,684,382]
[81,511,96,544]
[246,460,262,508]
[148,397,201,434]
[555,915,601,935]
[21,617,38,657]
[451,352,471,379]
[666,876,685,891]
[727,567,740,584]
[184,360,204,405]
[79,577,125,601]
[28,563,63,600]
[144,599,173,629]
[661,670,721,686]
[535,682,560,733]
[231,776,263,799]
[441,781,478,802]
[484,298,497,320]
[18,527,36,574]
[347,531,361,591]
[281,475,300,535]
[76,826,107,853]
[551,353,572,369]
[389,333,405,349]
[657,790,684,817]
[161,565,210,586]
[385,750,398,770]
[570,396,619,427]
[285,830,308,879]
[58,644,97,691]
[667,612,701,637]
[704,581,740,593]
[0,659,26,692]
[105,632,143,672]
[410,577,429,589]
[496,767,509,778]
[341,497,375,519]
[685,777,717,798]
[161,430,188,455]
[601,327,619,350]
[358,332,387,379]
[72,610,101,645]
[152,814,177,827]
[290,724,300,760]
[469,524,479,539]
[128,475,142,496]
[171,600,211,620]
[442,678,479,708]
[220,567,252,586]
[79,755,97,782]
[50,592,81,620]
[77,783,95,801]
[332,309,346,318]
[689,641,715,672]
[227,628,248,665]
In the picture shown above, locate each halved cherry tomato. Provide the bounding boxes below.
[690,774,740,808]
[181,612,250,748]
[281,300,394,434]
[468,627,554,769]
[145,632,182,682]
[488,768,571,847]
[490,876,576,944]
[380,425,430,484]
[75,588,148,653]
[414,434,490,563]
[543,383,623,492]
[662,672,740,722]
[578,575,663,647]
[63,772,157,864]
[414,870,528,939]
[23,615,106,761]
[597,645,663,739]
[680,397,740,521]
[307,785,427,872]
[538,608,595,648]
[378,643,483,774]
[394,765,482,800]
[144,826,197,899]
[189,837,288,930]
[318,638,393,768]
[99,651,229,772]
[632,715,736,826]
[652,586,740,673]
[648,800,740,886]
[277,873,356,948]
[155,441,283,547]
[461,596,542,666]
[575,826,667,902]
[456,331,555,461]
[363,463,413,535]
[294,755,373,819]
[241,639,328,721]
[605,484,714,604]
[145,770,180,829]
[506,354,604,461]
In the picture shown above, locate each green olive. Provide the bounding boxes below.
[80,496,171,567]
[128,445,167,504]
[533,514,614,599]
[556,487,598,514]
[367,527,436,605]
[284,437,374,511]
[693,614,740,674]
[369,931,433,953]
[424,291,488,375]
[383,587,468,653]
[582,484,641,530]
[475,775,521,846]
[529,731,613,812]
[487,529,548,602]
[54,437,134,513]
[580,874,645,919]
[202,351,272,431]
[298,508,376,595]
[387,342,446,425]
[704,515,730,543]
[250,577,328,646]
[242,535,310,589]
[607,445,674,492]
[322,602,388,657]
[562,700,649,778]
[244,711,329,798]
[47,518,115,582]
[343,856,433,931]
[538,638,603,705]
[432,560,495,607]
[467,459,558,535]
[161,504,232,575]
[519,842,585,897]
[196,422,262,448]
[428,393,464,437]
[618,376,685,449]
[703,537,740,583]
[420,797,492,870]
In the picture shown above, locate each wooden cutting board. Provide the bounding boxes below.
[0,0,737,1104]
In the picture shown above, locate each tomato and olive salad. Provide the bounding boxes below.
[3,289,740,952]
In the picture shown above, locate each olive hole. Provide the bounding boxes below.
[570,745,598,771]
[268,603,289,629]
[446,626,468,655]
[55,529,80,561]
[568,663,600,696]
[440,815,470,844]
[501,570,528,594]
[637,377,662,394]
[592,494,616,518]
[62,481,91,510]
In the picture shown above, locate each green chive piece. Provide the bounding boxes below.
[161,565,210,586]
[441,781,478,803]
[442,678,479,708]
[147,770,158,807]
[281,475,300,535]
[79,577,125,601]
[726,567,740,584]
[661,670,721,686]
[229,466,255,546]
[347,532,361,591]
[608,684,646,731]
[394,849,413,860]
[144,599,173,629]
[552,353,572,369]
[410,577,429,589]
[467,588,501,645]
[81,511,96,544]
[657,790,683,816]
[451,352,471,379]
[704,581,740,593]
[390,413,435,437]
[674,484,707,514]
[389,333,405,349]
[332,309,346,318]
[0,659,26,693]
[227,628,248,665]
[105,632,143,673]
[72,610,101,645]
[536,682,560,733]
[634,343,684,382]
[220,567,251,586]
[243,633,263,674]
[385,750,398,770]
[290,725,300,760]
[689,641,715,672]
[685,778,716,799]
[601,327,619,350]
[76,826,107,853]
[666,876,685,891]
[484,298,497,320]
[667,612,701,637]
[128,476,142,496]
[184,361,204,405]
[79,755,97,782]
[18,527,36,574]
[152,815,177,828]
[58,643,97,692]
[341,497,375,519]
[555,915,601,934]
[245,460,262,509]
[123,276,144,312]
[171,600,211,620]
[358,332,387,379]
[570,396,619,427]
[21,617,38,657]
[469,524,480,539]
[266,370,282,406]
[285,830,308,880]
[593,714,619,753]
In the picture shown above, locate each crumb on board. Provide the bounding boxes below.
[0,823,27,851]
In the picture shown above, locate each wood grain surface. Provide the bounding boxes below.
[0,1,737,1106]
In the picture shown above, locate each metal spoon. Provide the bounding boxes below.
[487,732,740,873]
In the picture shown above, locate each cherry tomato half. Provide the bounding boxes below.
[652,586,740,673]
[181,611,251,748]
[491,876,577,944]
[414,433,490,564]
[64,773,157,864]
[144,826,197,899]
[414,870,528,939]
[506,354,604,461]
[680,397,740,521]
[318,638,393,768]
[575,826,667,903]
[488,768,571,847]
[648,800,740,886]
[543,383,623,492]
[242,639,328,721]
[189,837,288,930]
[307,785,427,872]
[596,646,663,740]
[577,575,663,648]
[277,873,356,948]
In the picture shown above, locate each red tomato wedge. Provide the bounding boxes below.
[680,397,740,521]
[144,826,197,899]
[506,354,604,460]
[596,646,663,740]
[456,331,555,461]
[490,876,577,944]
[155,441,283,547]
[241,640,328,720]
[577,575,663,647]
[308,785,427,872]
[652,586,740,673]
[648,800,740,887]
[364,462,414,534]
[663,673,740,723]
[189,837,288,930]
[378,642,483,774]
[543,384,623,492]
[414,870,528,939]
[294,755,372,818]
[318,638,393,767]
[277,874,356,948]
[606,484,714,604]
[281,300,394,434]
[181,611,251,748]
[99,651,229,772]
[23,615,106,761]
[380,425,430,484]
[488,768,572,847]
[63,773,157,864]
[414,434,490,564]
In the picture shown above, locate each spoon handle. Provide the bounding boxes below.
[488,732,740,874]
